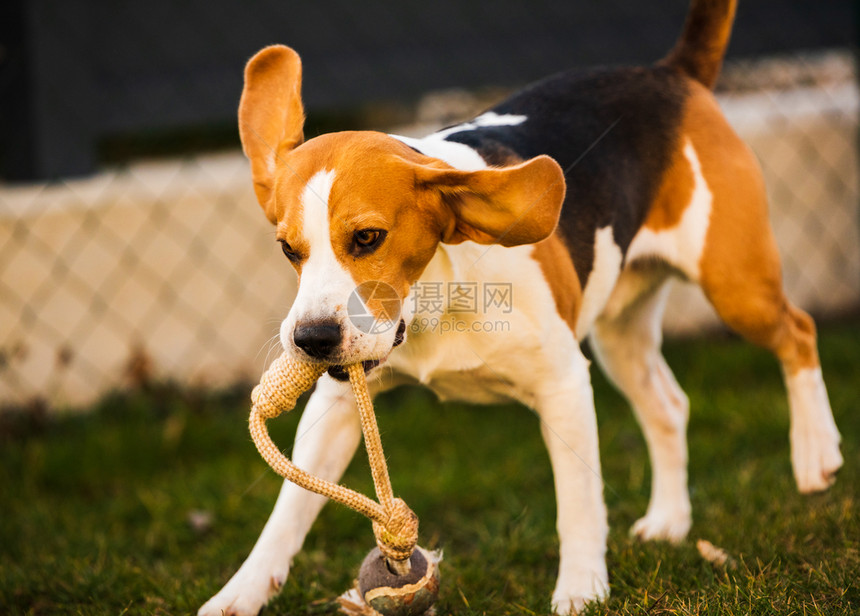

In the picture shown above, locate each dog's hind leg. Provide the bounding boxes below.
[698,207,843,494]
[199,375,362,616]
[591,268,692,542]
[681,87,843,494]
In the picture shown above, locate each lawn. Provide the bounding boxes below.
[1,320,857,615]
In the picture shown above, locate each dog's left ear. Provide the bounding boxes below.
[239,45,305,220]
[417,155,566,246]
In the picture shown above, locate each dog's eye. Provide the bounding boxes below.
[351,228,386,255]
[278,239,301,263]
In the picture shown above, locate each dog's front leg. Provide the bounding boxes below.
[199,375,361,616]
[535,349,609,615]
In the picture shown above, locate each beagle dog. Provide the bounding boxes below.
[200,0,842,613]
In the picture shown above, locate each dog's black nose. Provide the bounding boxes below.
[293,322,342,359]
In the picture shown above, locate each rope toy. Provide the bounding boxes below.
[249,354,440,616]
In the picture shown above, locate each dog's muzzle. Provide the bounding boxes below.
[326,319,407,382]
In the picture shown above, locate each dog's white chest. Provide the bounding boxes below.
[385,241,579,408]
[421,363,521,405]
[388,325,533,405]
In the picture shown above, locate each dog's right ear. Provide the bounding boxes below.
[239,45,305,220]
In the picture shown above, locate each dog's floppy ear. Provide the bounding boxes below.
[417,155,566,246]
[239,45,305,219]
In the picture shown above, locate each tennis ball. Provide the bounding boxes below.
[357,546,440,616]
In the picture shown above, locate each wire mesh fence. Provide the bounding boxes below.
[0,4,857,412]
[1,155,296,410]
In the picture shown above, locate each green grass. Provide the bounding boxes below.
[2,321,858,615]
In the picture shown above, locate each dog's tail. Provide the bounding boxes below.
[660,0,738,89]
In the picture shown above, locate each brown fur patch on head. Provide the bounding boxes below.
[325,133,454,305]
[264,132,455,323]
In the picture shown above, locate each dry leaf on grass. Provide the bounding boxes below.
[697,539,737,569]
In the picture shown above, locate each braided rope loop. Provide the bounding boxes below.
[249,353,420,569]
[249,354,384,523]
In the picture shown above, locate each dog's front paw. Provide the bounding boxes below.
[198,558,289,616]
[551,565,609,615]
[630,505,691,543]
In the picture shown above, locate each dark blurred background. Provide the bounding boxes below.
[0,0,852,180]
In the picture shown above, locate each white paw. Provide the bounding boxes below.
[630,507,691,543]
[787,367,843,493]
[198,558,289,616]
[792,425,843,493]
[551,564,609,615]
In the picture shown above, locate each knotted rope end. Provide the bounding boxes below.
[251,354,326,418]
[372,497,419,567]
